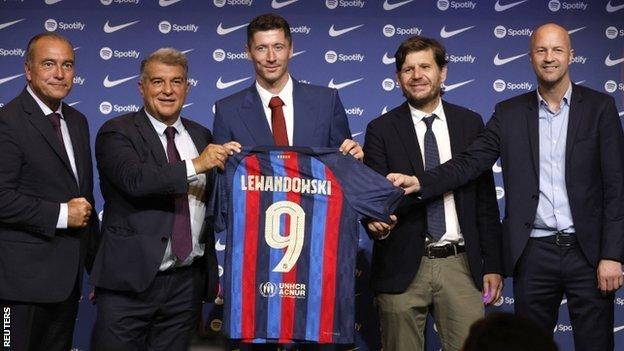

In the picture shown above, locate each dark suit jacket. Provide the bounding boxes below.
[213,79,351,147]
[419,84,624,276]
[0,88,98,303]
[364,101,503,294]
[90,109,218,301]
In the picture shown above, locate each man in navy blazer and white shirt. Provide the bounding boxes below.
[213,13,362,157]
[388,23,624,351]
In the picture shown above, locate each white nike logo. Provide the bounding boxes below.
[383,0,414,11]
[45,0,63,4]
[567,26,586,35]
[382,52,395,65]
[494,0,528,12]
[103,74,139,88]
[271,0,299,9]
[159,0,183,6]
[0,19,25,30]
[606,0,624,12]
[328,78,363,90]
[493,52,527,65]
[381,106,388,114]
[605,54,624,66]
[181,49,194,55]
[619,111,624,117]
[216,22,248,36]
[351,132,363,137]
[103,20,140,33]
[0,73,23,85]
[560,298,568,305]
[444,79,474,92]
[328,24,363,37]
[574,80,586,85]
[68,101,80,107]
[183,103,193,108]
[215,239,226,251]
[440,25,475,38]
[292,50,306,57]
[614,325,624,333]
[216,76,251,90]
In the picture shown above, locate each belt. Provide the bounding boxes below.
[532,231,576,247]
[424,243,465,259]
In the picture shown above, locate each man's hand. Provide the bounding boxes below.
[387,173,421,194]
[482,273,503,305]
[67,197,92,228]
[597,259,623,294]
[366,215,397,240]
[339,139,364,160]
[193,141,241,173]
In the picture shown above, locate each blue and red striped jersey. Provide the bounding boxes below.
[214,146,402,344]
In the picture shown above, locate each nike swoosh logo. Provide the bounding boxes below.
[567,26,586,35]
[328,78,363,90]
[292,50,306,57]
[351,132,363,138]
[440,25,475,38]
[215,239,226,251]
[103,74,139,88]
[0,19,25,30]
[382,52,395,64]
[574,80,585,85]
[605,54,624,66]
[329,24,363,37]
[614,325,624,332]
[271,0,299,9]
[381,106,388,114]
[383,0,414,11]
[560,298,567,305]
[68,101,80,107]
[103,20,140,33]
[606,1,624,12]
[45,0,63,4]
[444,79,474,92]
[181,49,194,55]
[0,73,24,85]
[216,22,248,35]
[216,76,251,89]
[619,111,624,117]
[493,52,527,65]
[494,0,528,11]
[159,0,183,6]
[183,103,193,108]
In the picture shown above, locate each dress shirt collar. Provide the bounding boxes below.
[536,83,572,113]
[256,75,294,109]
[408,98,445,124]
[144,109,186,136]
[27,85,63,118]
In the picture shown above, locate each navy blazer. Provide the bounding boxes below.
[91,110,218,301]
[213,79,351,147]
[364,101,502,293]
[419,84,624,275]
[0,88,99,303]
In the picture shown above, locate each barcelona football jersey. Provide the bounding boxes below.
[214,146,402,344]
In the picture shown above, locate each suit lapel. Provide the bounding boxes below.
[238,85,274,146]
[21,91,75,179]
[525,92,540,179]
[565,85,584,165]
[63,105,85,190]
[292,80,319,146]
[392,102,425,174]
[134,109,168,166]
[442,101,463,156]
[182,118,208,152]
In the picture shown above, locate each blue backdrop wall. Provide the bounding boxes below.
[0,0,623,350]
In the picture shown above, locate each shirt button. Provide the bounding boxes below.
[556,210,560,214]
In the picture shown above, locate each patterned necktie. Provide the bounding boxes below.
[268,96,289,146]
[47,112,67,154]
[422,115,446,240]
[164,126,193,261]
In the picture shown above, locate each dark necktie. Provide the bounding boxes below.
[422,115,446,240]
[268,96,289,146]
[164,126,192,261]
[47,112,67,154]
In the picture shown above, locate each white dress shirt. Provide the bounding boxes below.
[27,85,78,229]
[256,75,295,146]
[145,111,207,270]
[409,100,464,246]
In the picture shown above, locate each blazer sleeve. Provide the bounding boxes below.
[598,96,624,261]
[0,113,59,237]
[329,89,351,148]
[95,120,189,199]
[213,101,233,145]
